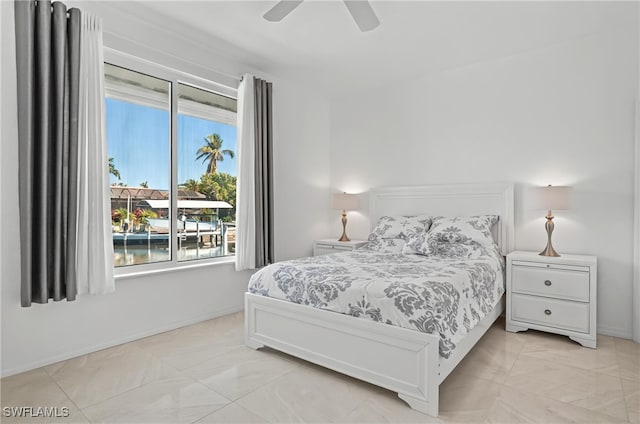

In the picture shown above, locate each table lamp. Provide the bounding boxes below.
[332,193,359,242]
[536,185,571,257]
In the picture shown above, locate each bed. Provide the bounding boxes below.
[244,183,514,416]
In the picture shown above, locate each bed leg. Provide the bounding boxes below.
[398,393,439,417]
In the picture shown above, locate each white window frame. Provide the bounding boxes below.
[104,48,239,278]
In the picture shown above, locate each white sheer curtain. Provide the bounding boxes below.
[236,74,257,271]
[76,12,114,294]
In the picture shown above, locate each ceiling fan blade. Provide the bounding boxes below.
[343,0,380,32]
[263,0,304,22]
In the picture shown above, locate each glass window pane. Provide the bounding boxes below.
[105,63,172,267]
[177,83,238,262]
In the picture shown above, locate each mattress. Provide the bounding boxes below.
[248,246,505,358]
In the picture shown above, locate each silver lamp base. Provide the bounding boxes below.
[539,213,560,257]
[338,210,350,242]
[539,243,560,257]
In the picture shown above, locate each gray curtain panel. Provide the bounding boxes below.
[14,0,81,306]
[253,77,274,267]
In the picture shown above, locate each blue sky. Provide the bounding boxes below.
[106,98,237,190]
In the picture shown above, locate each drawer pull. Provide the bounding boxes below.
[544,280,552,286]
[544,309,552,315]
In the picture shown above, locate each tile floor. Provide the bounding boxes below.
[1,312,639,423]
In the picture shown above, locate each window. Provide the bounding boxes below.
[105,59,238,269]
[176,84,237,262]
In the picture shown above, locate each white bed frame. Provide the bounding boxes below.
[245,182,514,416]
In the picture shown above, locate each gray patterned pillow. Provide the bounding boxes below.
[429,215,498,246]
[367,215,432,253]
[366,237,406,254]
[406,215,499,257]
[429,241,489,258]
[403,231,430,255]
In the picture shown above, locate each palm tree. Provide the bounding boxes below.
[180,178,200,192]
[140,181,149,188]
[195,133,234,174]
[108,157,121,180]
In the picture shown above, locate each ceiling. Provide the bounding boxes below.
[112,1,635,96]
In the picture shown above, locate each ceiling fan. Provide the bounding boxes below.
[263,0,380,32]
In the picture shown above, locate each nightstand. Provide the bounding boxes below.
[506,251,597,348]
[313,239,368,256]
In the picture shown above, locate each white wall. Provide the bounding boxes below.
[330,10,639,338]
[0,1,331,376]
[272,82,332,261]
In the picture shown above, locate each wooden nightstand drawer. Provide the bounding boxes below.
[511,263,589,302]
[511,293,589,333]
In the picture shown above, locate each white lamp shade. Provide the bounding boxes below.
[535,185,572,210]
[332,193,359,211]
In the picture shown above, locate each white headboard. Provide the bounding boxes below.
[370,183,514,255]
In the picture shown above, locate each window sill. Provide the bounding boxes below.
[114,257,236,281]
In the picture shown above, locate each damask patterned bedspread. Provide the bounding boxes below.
[248,247,505,358]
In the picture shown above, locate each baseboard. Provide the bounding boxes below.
[1,304,244,378]
[598,324,633,340]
